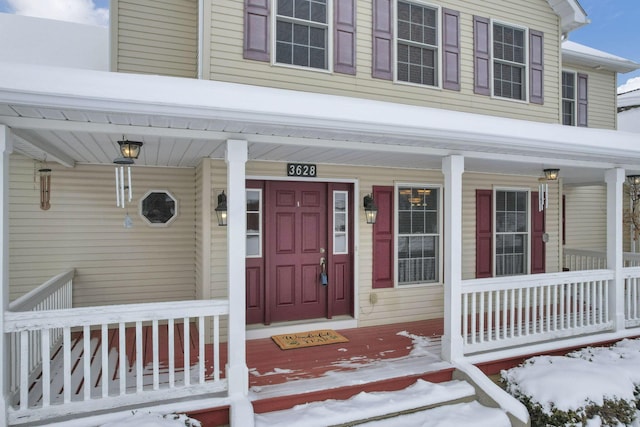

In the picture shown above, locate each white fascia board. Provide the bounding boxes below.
[1,63,640,164]
[562,41,640,74]
[547,0,589,34]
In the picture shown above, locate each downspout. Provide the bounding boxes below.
[0,125,12,427]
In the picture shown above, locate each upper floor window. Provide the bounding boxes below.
[396,1,439,86]
[397,185,440,285]
[562,71,576,126]
[275,0,329,70]
[493,23,526,101]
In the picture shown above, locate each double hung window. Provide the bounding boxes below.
[495,190,528,276]
[493,23,526,100]
[396,1,439,86]
[275,0,329,70]
[397,185,440,285]
[562,71,577,126]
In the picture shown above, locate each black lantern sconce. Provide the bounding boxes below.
[118,137,144,160]
[215,191,228,226]
[544,168,560,181]
[363,194,378,225]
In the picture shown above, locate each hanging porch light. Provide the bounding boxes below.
[538,168,560,212]
[118,137,144,160]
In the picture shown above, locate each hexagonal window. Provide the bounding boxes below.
[140,190,178,226]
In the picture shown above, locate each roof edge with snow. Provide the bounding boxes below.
[562,40,640,74]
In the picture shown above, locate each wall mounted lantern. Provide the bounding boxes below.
[38,165,51,210]
[363,194,378,225]
[118,137,144,160]
[215,191,228,226]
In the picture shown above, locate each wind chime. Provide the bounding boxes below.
[114,137,143,228]
[538,168,559,212]
[38,160,52,210]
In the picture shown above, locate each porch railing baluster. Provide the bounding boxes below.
[119,322,126,396]
[42,329,51,408]
[63,327,71,404]
[213,315,220,382]
[198,316,205,384]
[153,319,159,391]
[101,324,109,398]
[83,325,91,401]
[20,330,28,411]
[168,318,175,387]
[136,321,143,393]
[183,317,190,387]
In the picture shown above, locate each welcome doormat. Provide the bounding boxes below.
[271,329,349,350]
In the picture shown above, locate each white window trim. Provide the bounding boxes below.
[490,19,529,103]
[492,187,531,276]
[394,183,443,288]
[246,188,263,258]
[392,0,442,90]
[562,69,578,126]
[271,0,334,73]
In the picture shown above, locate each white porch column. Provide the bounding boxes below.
[0,126,12,427]
[442,155,464,362]
[605,167,625,331]
[224,140,253,426]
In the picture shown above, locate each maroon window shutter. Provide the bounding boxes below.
[531,192,546,274]
[372,0,393,80]
[334,0,356,75]
[244,0,270,62]
[473,16,491,96]
[442,8,460,91]
[476,190,492,278]
[529,30,544,104]
[372,186,394,288]
[577,73,588,127]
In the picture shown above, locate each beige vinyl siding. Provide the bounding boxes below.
[113,0,198,77]
[563,185,606,252]
[9,154,197,306]
[206,160,562,328]
[561,64,617,130]
[461,173,562,280]
[207,0,562,124]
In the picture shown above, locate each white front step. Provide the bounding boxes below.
[254,379,485,427]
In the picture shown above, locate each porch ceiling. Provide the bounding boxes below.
[0,63,639,184]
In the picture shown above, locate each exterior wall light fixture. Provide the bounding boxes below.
[216,191,228,226]
[363,194,378,225]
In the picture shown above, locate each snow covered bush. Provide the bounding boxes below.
[501,353,637,426]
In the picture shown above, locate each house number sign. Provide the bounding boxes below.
[287,163,317,177]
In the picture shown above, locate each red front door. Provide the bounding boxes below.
[265,181,328,323]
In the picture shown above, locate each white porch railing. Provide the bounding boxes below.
[624,267,640,327]
[7,269,74,402]
[4,299,229,425]
[563,248,640,270]
[461,270,614,354]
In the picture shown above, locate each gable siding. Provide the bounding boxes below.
[563,185,607,252]
[561,63,617,130]
[207,0,561,123]
[9,154,197,306]
[114,0,198,77]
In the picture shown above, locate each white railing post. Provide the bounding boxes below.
[606,168,625,331]
[442,155,464,362]
[225,140,254,426]
[1,125,12,427]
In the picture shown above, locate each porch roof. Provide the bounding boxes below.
[0,62,638,184]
